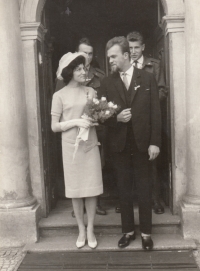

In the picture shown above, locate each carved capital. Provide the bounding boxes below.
[20,22,46,42]
[162,15,185,36]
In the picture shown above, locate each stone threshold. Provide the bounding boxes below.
[24,233,196,253]
[39,199,181,237]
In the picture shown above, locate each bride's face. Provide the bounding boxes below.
[73,64,86,83]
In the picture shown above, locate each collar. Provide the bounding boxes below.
[130,55,144,65]
[137,55,144,65]
[119,65,134,77]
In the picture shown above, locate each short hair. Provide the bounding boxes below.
[106,36,130,56]
[76,37,93,51]
[127,31,144,45]
[61,55,85,85]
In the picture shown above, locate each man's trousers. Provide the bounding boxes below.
[111,128,152,234]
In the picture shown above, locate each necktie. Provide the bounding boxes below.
[122,72,129,90]
[134,60,138,68]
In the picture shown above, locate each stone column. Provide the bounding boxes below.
[0,0,40,246]
[180,0,200,241]
[162,15,186,214]
[20,21,49,217]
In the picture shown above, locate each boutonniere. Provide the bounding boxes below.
[146,62,153,66]
[134,81,140,91]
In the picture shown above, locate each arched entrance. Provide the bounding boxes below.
[20,0,186,217]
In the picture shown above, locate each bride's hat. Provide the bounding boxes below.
[56,52,87,80]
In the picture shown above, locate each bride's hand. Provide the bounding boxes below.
[90,122,99,126]
[75,119,91,129]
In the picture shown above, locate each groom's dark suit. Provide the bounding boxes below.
[99,67,161,234]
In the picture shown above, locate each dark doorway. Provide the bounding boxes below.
[43,0,171,212]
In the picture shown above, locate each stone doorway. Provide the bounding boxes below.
[20,0,186,219]
[44,0,171,213]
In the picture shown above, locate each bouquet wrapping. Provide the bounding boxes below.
[73,97,120,161]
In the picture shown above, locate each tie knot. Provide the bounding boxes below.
[122,72,127,76]
[134,60,138,68]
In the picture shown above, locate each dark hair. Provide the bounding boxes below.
[106,36,130,56]
[76,37,93,51]
[61,55,85,85]
[127,31,144,45]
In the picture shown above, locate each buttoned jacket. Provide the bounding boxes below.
[98,68,161,153]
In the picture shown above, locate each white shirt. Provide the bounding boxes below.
[131,55,144,69]
[119,65,134,89]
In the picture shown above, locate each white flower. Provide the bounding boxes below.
[101,97,106,101]
[134,85,140,90]
[105,110,110,115]
[93,98,99,104]
[113,104,117,109]
[108,102,114,108]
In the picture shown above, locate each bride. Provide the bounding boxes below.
[51,52,103,249]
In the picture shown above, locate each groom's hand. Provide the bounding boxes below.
[117,108,132,123]
[148,145,160,160]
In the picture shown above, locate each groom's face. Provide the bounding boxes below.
[107,45,127,73]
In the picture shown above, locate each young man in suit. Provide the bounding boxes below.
[127,31,167,214]
[99,36,161,250]
[55,38,106,216]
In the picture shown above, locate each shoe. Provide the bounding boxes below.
[118,232,136,248]
[152,200,164,214]
[87,234,97,249]
[76,235,86,249]
[141,235,153,250]
[96,205,107,215]
[115,206,121,213]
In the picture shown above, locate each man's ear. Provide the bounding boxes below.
[124,52,129,59]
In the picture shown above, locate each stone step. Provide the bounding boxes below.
[24,233,196,253]
[39,200,181,237]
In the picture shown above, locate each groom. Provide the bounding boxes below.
[99,37,161,250]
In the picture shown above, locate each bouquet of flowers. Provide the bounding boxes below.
[73,97,120,160]
[82,97,120,122]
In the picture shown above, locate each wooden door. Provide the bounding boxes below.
[37,10,59,216]
[153,22,172,209]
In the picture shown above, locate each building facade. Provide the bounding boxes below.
[0,0,200,246]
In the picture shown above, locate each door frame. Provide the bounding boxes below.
[20,0,186,216]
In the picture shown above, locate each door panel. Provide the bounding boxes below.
[153,25,171,208]
[37,10,59,214]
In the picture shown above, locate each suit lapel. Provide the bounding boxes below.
[142,56,151,69]
[112,73,126,105]
[130,68,141,104]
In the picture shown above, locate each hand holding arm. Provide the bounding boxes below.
[148,145,160,161]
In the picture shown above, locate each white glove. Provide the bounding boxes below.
[60,119,91,131]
